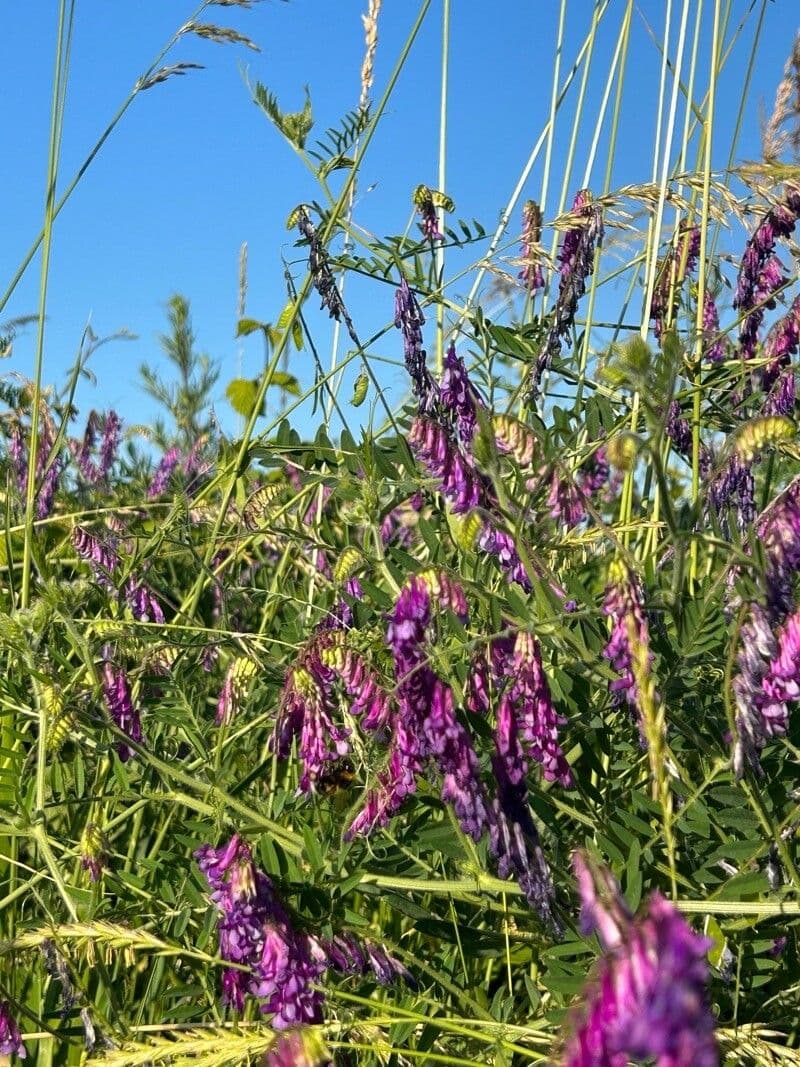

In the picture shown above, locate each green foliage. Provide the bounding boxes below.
[139,294,219,451]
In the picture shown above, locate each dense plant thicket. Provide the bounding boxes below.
[4,2,800,1065]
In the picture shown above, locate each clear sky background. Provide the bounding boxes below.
[0,1,794,442]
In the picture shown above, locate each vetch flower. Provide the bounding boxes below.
[101,662,144,762]
[394,278,437,412]
[72,526,119,586]
[217,656,258,726]
[735,186,800,361]
[265,1030,331,1067]
[489,685,558,926]
[147,446,181,499]
[649,224,700,342]
[761,294,800,413]
[547,470,586,528]
[196,835,414,1027]
[530,189,603,399]
[563,852,718,1067]
[79,821,110,882]
[296,207,359,345]
[0,1002,26,1060]
[408,415,484,514]
[439,343,482,444]
[703,291,725,363]
[274,655,350,793]
[602,561,655,737]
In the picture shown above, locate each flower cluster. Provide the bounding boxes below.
[346,573,489,843]
[196,835,413,1028]
[0,1002,26,1060]
[602,562,655,737]
[71,409,121,485]
[563,852,718,1066]
[439,342,483,443]
[101,661,144,762]
[408,415,484,514]
[530,189,603,400]
[734,185,800,360]
[274,653,350,794]
[703,291,725,363]
[394,279,437,412]
[217,656,258,726]
[649,224,700,342]
[10,407,64,519]
[265,1030,331,1067]
[72,525,165,622]
[761,293,800,415]
[490,691,558,926]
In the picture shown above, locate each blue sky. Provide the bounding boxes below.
[0,1,793,443]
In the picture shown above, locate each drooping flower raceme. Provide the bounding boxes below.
[703,291,725,363]
[346,573,489,843]
[439,343,483,444]
[761,293,800,415]
[649,224,700,342]
[196,835,414,1028]
[602,562,655,737]
[394,278,437,412]
[531,189,603,399]
[562,852,718,1067]
[101,662,144,762]
[735,186,800,361]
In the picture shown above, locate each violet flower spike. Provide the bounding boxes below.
[703,291,725,363]
[148,446,181,499]
[602,563,655,738]
[438,342,482,444]
[394,278,437,412]
[564,853,718,1067]
[101,662,144,762]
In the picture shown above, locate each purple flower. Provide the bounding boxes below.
[80,821,109,882]
[708,452,755,530]
[758,475,800,618]
[72,527,119,587]
[666,400,693,458]
[296,208,358,343]
[348,573,488,841]
[0,1002,26,1060]
[124,577,165,624]
[274,656,350,793]
[394,279,437,412]
[439,343,482,444]
[602,563,655,737]
[703,292,725,363]
[547,471,586,528]
[99,411,121,479]
[531,189,603,399]
[318,635,393,732]
[477,522,531,587]
[578,444,609,496]
[148,446,181,499]
[413,184,444,241]
[408,415,484,514]
[102,662,144,762]
[735,187,800,360]
[731,603,788,778]
[564,852,718,1067]
[197,835,413,1026]
[650,225,700,342]
[761,294,800,412]
[505,631,572,786]
[489,690,558,926]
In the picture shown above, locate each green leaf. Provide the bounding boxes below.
[270,371,301,397]
[236,317,267,337]
[226,378,264,418]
